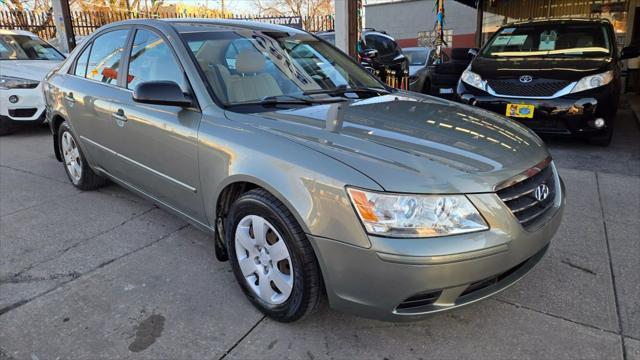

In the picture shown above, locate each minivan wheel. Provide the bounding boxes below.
[58,121,106,190]
[0,117,13,136]
[226,189,321,322]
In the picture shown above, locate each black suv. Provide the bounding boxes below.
[316,29,408,81]
[457,18,639,146]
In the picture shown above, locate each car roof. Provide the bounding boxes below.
[93,18,309,35]
[505,18,612,27]
[0,29,38,37]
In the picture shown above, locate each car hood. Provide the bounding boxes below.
[0,60,62,81]
[471,56,612,81]
[225,92,549,193]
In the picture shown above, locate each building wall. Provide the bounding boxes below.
[364,0,477,48]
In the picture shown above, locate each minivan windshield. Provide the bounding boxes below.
[179,25,385,106]
[404,49,428,65]
[481,23,611,58]
[0,34,64,60]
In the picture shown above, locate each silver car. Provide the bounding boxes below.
[44,19,565,322]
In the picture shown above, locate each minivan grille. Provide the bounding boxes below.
[497,162,556,230]
[487,79,571,97]
[8,108,38,118]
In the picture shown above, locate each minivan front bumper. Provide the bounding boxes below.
[456,81,617,137]
[310,179,565,321]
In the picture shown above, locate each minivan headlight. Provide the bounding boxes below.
[570,70,613,93]
[0,75,40,89]
[347,188,489,238]
[460,67,486,91]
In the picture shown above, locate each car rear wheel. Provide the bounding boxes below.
[58,121,106,190]
[226,189,321,322]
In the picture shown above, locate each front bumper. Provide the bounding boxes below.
[456,81,617,136]
[0,85,47,123]
[311,179,565,321]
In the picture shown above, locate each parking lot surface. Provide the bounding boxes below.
[1,99,639,360]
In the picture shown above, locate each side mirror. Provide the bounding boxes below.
[620,46,640,60]
[363,49,378,59]
[468,48,479,58]
[133,81,192,107]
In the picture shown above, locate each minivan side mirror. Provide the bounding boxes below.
[132,81,192,107]
[620,46,640,60]
[363,49,379,59]
[468,48,479,58]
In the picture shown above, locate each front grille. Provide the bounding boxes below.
[8,108,38,118]
[497,162,556,230]
[396,290,442,311]
[487,79,571,97]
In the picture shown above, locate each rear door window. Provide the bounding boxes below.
[74,43,91,77]
[86,29,129,85]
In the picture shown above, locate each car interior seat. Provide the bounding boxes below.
[226,48,283,103]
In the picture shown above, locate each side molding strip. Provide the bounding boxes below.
[80,136,197,193]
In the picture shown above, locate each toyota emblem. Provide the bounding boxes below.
[519,75,533,83]
[534,184,550,201]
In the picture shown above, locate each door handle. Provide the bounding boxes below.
[111,108,128,122]
[64,93,75,103]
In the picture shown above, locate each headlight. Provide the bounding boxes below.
[0,76,40,90]
[460,67,486,91]
[570,70,613,93]
[347,188,489,238]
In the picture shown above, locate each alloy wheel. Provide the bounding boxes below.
[61,131,82,183]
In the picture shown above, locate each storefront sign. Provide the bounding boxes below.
[250,16,303,29]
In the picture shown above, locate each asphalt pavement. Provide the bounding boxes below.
[0,100,638,359]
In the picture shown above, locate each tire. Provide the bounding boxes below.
[58,121,107,190]
[0,117,13,136]
[422,79,431,95]
[225,189,322,322]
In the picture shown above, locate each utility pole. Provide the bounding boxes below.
[475,0,483,48]
[51,0,75,53]
[335,0,358,58]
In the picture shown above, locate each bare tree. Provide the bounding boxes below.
[254,0,333,18]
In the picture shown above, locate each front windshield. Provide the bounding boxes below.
[481,23,611,58]
[405,49,428,65]
[180,25,384,106]
[0,34,64,60]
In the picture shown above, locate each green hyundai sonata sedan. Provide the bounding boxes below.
[43,19,565,322]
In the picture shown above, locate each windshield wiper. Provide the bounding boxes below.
[231,94,347,107]
[303,84,390,97]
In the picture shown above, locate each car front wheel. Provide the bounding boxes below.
[226,189,322,322]
[58,121,106,190]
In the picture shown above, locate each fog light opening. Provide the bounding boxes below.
[8,95,19,104]
[594,118,605,129]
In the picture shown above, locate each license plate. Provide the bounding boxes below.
[506,103,534,118]
[439,88,453,94]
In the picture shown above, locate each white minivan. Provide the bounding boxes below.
[0,29,64,135]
